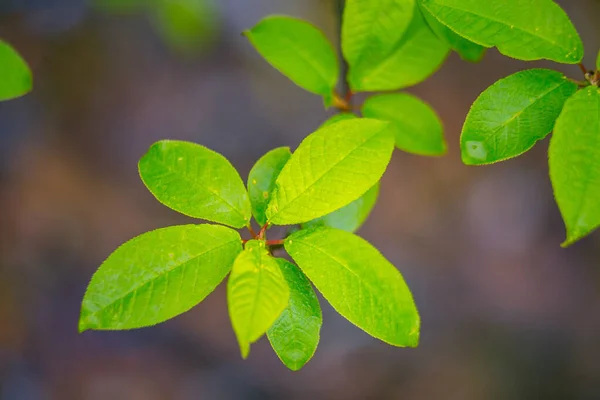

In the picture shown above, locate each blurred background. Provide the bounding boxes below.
[1,0,600,399]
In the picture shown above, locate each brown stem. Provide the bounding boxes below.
[578,63,588,75]
[266,239,285,246]
[247,224,258,239]
[332,91,352,112]
[257,223,268,240]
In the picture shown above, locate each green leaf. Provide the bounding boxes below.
[549,87,600,247]
[320,112,357,128]
[248,147,292,226]
[80,224,242,332]
[460,69,577,165]
[0,40,32,101]
[346,8,449,92]
[303,183,379,233]
[227,240,290,358]
[342,0,416,85]
[420,3,485,62]
[267,259,322,371]
[285,227,419,347]
[138,140,251,228]
[418,0,584,64]
[245,16,339,103]
[266,119,395,225]
[150,0,217,54]
[362,93,446,156]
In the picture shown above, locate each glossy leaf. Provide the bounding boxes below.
[320,112,357,128]
[139,140,251,228]
[267,259,322,371]
[245,16,339,103]
[342,0,416,86]
[266,119,395,225]
[286,227,419,347]
[303,183,379,233]
[420,3,485,62]
[347,8,449,92]
[419,0,584,64]
[228,240,290,358]
[0,40,32,101]
[461,69,577,165]
[363,93,446,156]
[248,147,291,226]
[80,224,242,331]
[549,87,600,246]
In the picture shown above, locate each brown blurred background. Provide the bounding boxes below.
[1,0,600,399]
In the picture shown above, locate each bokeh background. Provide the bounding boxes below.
[1,0,600,399]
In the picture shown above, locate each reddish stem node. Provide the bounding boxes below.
[266,239,285,246]
[257,223,269,240]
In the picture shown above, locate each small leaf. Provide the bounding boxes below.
[248,147,292,226]
[266,119,395,225]
[461,69,577,165]
[319,112,357,128]
[227,240,290,358]
[267,259,322,371]
[549,87,600,246]
[139,140,251,228]
[303,183,379,233]
[419,0,584,64]
[286,227,419,347]
[362,93,446,156]
[342,0,416,85]
[0,40,32,101]
[245,16,339,103]
[420,3,485,62]
[80,224,242,331]
[347,8,449,92]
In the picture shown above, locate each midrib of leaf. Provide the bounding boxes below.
[276,34,333,92]
[270,128,387,221]
[421,2,571,54]
[472,79,570,154]
[82,238,239,323]
[291,238,398,325]
[152,157,246,223]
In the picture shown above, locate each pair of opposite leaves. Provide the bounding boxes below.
[245,0,583,103]
[80,118,420,370]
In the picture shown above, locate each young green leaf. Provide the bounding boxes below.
[418,0,584,64]
[267,259,322,371]
[245,16,339,104]
[549,87,600,247]
[342,0,416,85]
[347,8,449,92]
[266,119,395,225]
[79,224,242,332]
[461,69,577,165]
[320,112,357,128]
[0,40,33,101]
[139,140,251,228]
[420,3,485,62]
[302,183,379,233]
[362,93,446,156]
[248,147,291,226]
[227,240,290,358]
[285,227,419,347]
